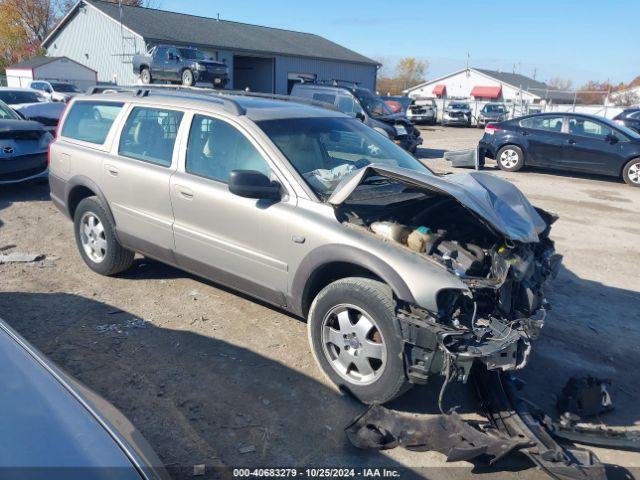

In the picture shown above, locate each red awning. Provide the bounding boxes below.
[433,84,446,95]
[471,86,502,98]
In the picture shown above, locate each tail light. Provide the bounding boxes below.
[484,123,502,135]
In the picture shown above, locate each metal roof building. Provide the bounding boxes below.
[43,0,379,93]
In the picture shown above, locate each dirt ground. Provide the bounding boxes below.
[1,125,639,479]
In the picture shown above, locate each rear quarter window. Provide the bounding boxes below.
[60,101,124,144]
[313,93,337,104]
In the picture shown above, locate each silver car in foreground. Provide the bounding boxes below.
[0,318,168,480]
[49,88,560,404]
[0,99,52,184]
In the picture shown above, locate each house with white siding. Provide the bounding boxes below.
[42,0,379,94]
[5,56,97,89]
[404,68,574,105]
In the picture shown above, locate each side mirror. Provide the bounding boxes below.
[355,112,366,122]
[228,170,281,200]
[604,134,618,144]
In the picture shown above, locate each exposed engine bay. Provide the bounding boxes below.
[339,184,562,384]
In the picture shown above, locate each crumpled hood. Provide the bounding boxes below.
[328,164,548,243]
[376,113,412,126]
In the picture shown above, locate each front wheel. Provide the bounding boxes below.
[307,277,410,404]
[496,145,525,172]
[622,158,640,186]
[181,69,194,86]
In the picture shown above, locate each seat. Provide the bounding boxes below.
[132,119,166,161]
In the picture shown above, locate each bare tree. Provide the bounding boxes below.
[547,76,573,91]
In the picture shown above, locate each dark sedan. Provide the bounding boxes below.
[613,108,640,134]
[0,318,169,480]
[479,112,640,186]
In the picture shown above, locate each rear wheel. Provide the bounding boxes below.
[496,145,524,172]
[307,277,410,404]
[74,197,134,276]
[140,68,151,84]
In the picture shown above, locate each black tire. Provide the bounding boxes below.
[622,158,640,187]
[181,69,194,86]
[307,277,410,404]
[140,68,151,84]
[74,196,134,276]
[496,145,525,172]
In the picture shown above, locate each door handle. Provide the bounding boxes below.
[174,184,194,199]
[520,130,529,136]
[104,164,119,176]
[567,138,576,145]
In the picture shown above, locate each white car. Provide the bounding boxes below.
[29,80,81,103]
[0,87,63,133]
[407,98,437,125]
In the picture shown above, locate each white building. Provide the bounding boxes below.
[5,56,97,90]
[404,68,574,105]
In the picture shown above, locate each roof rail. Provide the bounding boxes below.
[330,78,361,87]
[87,84,246,116]
[212,89,339,112]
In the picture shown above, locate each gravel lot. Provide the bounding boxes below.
[1,126,639,479]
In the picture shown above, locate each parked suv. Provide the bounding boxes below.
[477,103,508,128]
[49,88,560,404]
[133,45,229,88]
[29,80,82,103]
[407,98,437,125]
[291,82,422,153]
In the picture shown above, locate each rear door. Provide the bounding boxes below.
[152,47,168,80]
[165,48,181,82]
[170,113,293,305]
[563,117,627,175]
[518,115,567,166]
[101,105,185,262]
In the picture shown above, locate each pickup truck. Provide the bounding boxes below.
[132,45,229,88]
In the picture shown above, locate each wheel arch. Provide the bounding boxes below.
[290,245,416,318]
[497,142,526,163]
[621,156,640,178]
[138,64,150,74]
[66,176,117,233]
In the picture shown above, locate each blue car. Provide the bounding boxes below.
[479,112,640,187]
[0,99,53,185]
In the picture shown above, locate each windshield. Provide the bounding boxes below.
[178,48,207,61]
[448,103,469,110]
[0,90,44,105]
[483,104,505,113]
[0,101,20,120]
[355,89,393,118]
[258,117,432,199]
[51,83,80,93]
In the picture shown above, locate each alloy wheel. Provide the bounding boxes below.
[628,162,640,184]
[321,304,386,385]
[499,149,520,169]
[79,212,107,263]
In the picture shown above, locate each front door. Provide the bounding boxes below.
[563,117,626,175]
[170,113,293,306]
[101,105,185,262]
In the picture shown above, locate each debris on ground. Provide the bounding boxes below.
[557,376,613,417]
[96,317,149,334]
[192,464,205,476]
[238,445,256,454]
[346,405,527,464]
[0,251,44,264]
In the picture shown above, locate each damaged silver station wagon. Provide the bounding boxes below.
[49,88,562,404]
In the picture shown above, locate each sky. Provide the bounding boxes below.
[161,0,639,87]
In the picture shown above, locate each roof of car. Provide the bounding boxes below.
[75,91,347,121]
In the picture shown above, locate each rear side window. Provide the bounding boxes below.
[520,116,564,132]
[118,107,183,167]
[60,101,123,144]
[313,93,337,104]
[337,96,355,115]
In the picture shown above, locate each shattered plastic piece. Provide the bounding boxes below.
[474,369,607,480]
[557,376,613,418]
[546,414,640,452]
[0,252,44,264]
[345,405,527,464]
[238,445,256,454]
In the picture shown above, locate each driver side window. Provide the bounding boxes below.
[186,114,271,183]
